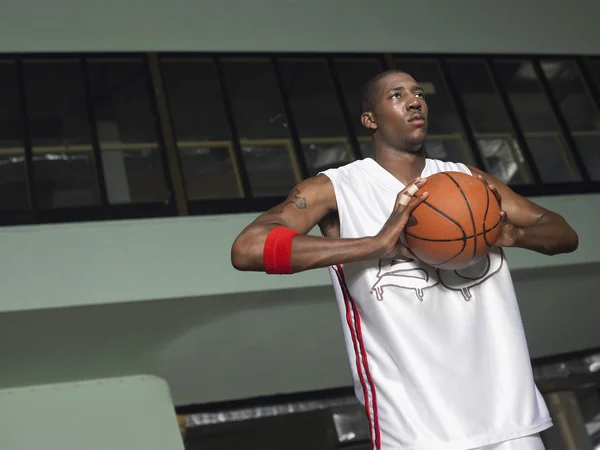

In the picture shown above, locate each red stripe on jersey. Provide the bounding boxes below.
[337,265,381,450]
[334,266,375,448]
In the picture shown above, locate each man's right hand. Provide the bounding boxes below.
[374,177,429,260]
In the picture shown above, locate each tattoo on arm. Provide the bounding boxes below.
[267,188,307,215]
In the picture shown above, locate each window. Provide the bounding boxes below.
[541,60,600,181]
[0,51,596,227]
[0,60,28,210]
[334,57,384,159]
[445,60,533,185]
[88,58,168,204]
[23,59,100,208]
[161,59,241,200]
[222,58,300,197]
[279,58,354,176]
[493,60,582,183]
[394,58,476,166]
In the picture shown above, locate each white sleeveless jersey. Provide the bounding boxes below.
[321,158,551,450]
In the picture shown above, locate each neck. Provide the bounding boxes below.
[374,142,427,186]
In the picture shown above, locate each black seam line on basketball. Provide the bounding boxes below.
[416,199,467,265]
[428,244,467,267]
[442,172,477,261]
[421,201,467,239]
[481,177,493,247]
[405,218,501,243]
[484,218,501,247]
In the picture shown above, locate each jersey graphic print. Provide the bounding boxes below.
[370,257,439,302]
[370,248,504,301]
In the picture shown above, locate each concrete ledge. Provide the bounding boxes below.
[0,375,183,450]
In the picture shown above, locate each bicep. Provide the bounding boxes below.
[249,174,337,234]
[468,165,549,228]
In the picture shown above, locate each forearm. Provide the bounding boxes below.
[514,215,578,255]
[231,224,381,273]
[290,234,381,272]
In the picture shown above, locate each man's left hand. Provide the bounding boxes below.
[469,166,577,256]
[477,175,520,248]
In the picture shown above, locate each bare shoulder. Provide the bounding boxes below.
[247,174,338,235]
[264,174,336,216]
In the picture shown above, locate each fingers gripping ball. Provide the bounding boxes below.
[399,182,421,206]
[403,172,502,270]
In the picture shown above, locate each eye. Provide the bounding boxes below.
[415,92,425,98]
[391,92,401,99]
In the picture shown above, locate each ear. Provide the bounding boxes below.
[361,112,377,131]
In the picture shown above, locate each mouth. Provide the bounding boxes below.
[408,113,426,126]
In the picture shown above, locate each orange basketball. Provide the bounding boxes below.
[404,171,502,270]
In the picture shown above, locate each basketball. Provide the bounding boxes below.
[404,172,502,271]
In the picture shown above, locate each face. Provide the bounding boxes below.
[361,72,428,151]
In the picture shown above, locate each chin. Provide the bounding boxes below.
[408,130,427,148]
[407,136,426,153]
[408,144,425,154]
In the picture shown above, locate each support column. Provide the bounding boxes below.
[542,391,593,450]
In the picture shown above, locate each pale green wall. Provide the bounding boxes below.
[0,376,184,450]
[1,0,598,54]
[1,193,597,314]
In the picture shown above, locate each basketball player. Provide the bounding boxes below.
[231,70,578,450]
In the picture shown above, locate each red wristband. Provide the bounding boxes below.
[263,226,300,274]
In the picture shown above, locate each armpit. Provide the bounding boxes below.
[319,211,341,238]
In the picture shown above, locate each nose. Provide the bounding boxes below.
[407,96,422,111]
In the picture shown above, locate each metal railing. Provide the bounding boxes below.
[1,130,596,199]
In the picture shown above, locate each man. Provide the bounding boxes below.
[231,70,578,450]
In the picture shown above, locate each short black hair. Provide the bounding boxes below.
[360,69,408,113]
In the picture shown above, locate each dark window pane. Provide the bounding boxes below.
[335,58,382,136]
[24,60,99,208]
[526,136,579,183]
[587,57,600,178]
[279,58,353,175]
[176,144,242,200]
[161,59,241,200]
[446,60,532,185]
[334,57,383,159]
[493,60,581,183]
[589,58,600,86]
[222,59,299,197]
[573,136,600,180]
[423,138,471,164]
[394,58,476,166]
[542,60,599,130]
[0,61,28,210]
[88,59,168,204]
[542,59,600,181]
